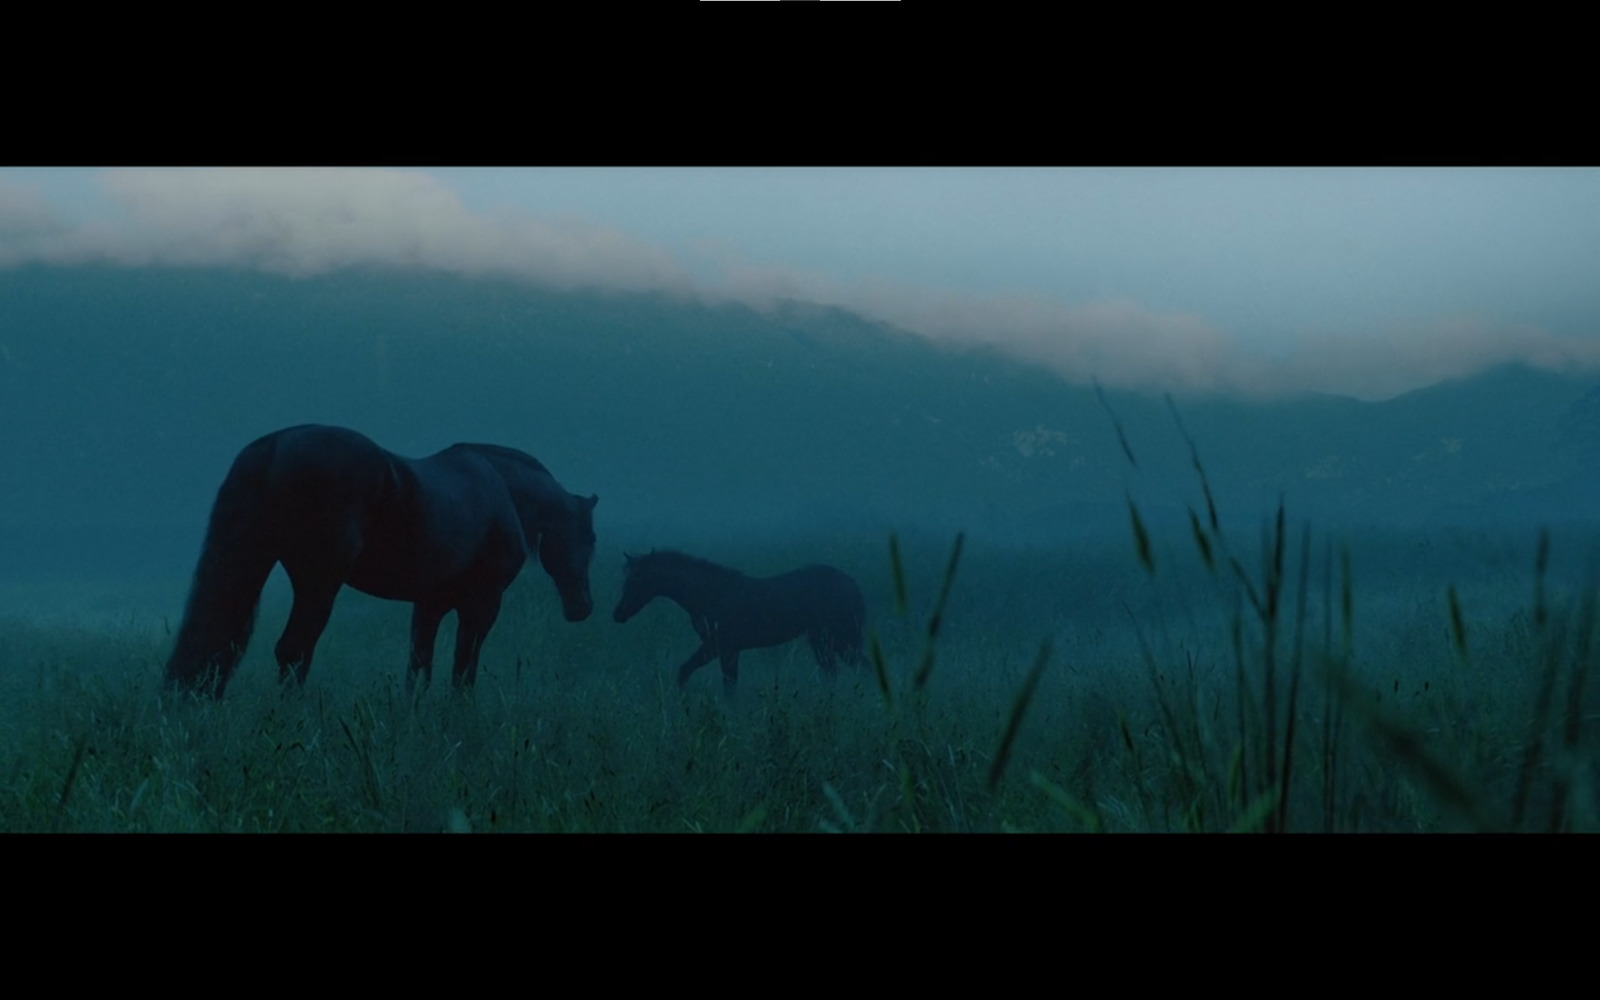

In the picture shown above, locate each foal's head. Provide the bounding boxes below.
[613,551,663,624]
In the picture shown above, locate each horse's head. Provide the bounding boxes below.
[539,493,598,622]
[613,551,654,623]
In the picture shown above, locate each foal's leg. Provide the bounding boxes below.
[452,592,504,690]
[719,648,742,698]
[407,602,447,693]
[808,633,840,682]
[675,641,718,690]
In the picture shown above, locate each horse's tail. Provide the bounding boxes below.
[165,434,282,697]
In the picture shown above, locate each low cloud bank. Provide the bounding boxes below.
[3,169,1597,402]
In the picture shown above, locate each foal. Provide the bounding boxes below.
[613,550,866,696]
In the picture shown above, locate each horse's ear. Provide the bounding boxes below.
[623,552,636,566]
[586,494,599,510]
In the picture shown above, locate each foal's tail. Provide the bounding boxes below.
[165,435,281,697]
[845,575,870,666]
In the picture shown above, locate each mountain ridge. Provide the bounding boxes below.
[1,266,1594,574]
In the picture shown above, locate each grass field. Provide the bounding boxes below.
[4,503,1596,833]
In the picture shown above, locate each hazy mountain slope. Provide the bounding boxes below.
[1,266,1593,578]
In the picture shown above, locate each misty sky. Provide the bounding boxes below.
[3,167,1598,400]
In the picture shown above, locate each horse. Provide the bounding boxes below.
[612,549,866,696]
[164,424,598,697]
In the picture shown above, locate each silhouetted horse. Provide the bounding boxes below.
[165,424,598,697]
[613,550,866,696]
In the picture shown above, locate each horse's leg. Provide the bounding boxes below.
[719,648,742,698]
[274,575,343,687]
[451,592,504,691]
[675,641,718,690]
[276,515,364,688]
[407,602,447,694]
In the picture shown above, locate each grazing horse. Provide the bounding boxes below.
[164,424,597,697]
[613,549,866,696]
